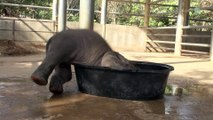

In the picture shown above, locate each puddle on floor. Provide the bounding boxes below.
[0,79,213,120]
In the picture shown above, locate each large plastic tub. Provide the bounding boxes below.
[74,61,174,100]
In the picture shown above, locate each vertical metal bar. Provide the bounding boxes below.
[183,0,190,26]
[52,0,58,32]
[174,0,184,56]
[12,19,15,41]
[144,0,151,52]
[58,0,67,32]
[79,0,95,30]
[100,0,107,25]
[52,0,58,21]
[101,0,107,38]
[210,30,213,62]
[144,0,151,27]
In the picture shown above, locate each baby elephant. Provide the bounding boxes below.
[31,29,136,94]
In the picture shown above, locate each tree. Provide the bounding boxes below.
[0,0,52,19]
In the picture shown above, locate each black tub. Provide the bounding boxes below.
[74,61,174,100]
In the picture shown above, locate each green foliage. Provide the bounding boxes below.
[149,1,178,27]
[164,85,173,95]
[67,0,80,22]
[67,13,79,22]
[0,0,52,19]
[189,7,213,26]
[104,0,212,27]
[0,0,79,20]
[0,0,212,26]
[1,0,51,6]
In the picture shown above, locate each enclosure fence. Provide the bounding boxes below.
[146,26,213,56]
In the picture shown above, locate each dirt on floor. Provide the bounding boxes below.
[0,40,45,56]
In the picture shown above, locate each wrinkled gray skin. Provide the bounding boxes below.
[31,29,136,94]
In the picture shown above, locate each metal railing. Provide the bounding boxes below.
[146,25,213,60]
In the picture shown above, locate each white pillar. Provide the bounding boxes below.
[100,0,107,38]
[210,30,213,62]
[58,0,67,32]
[100,0,107,24]
[52,0,58,21]
[79,0,95,30]
[174,0,184,56]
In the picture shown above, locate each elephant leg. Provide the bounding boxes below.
[49,63,72,94]
[31,52,65,85]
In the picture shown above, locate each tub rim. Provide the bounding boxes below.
[74,61,174,73]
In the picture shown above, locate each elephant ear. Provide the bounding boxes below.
[101,51,137,70]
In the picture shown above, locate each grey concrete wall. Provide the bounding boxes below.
[67,22,147,51]
[105,24,146,51]
[0,18,147,52]
[0,18,55,42]
[0,18,211,53]
[0,19,14,40]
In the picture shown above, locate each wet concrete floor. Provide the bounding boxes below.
[0,53,213,120]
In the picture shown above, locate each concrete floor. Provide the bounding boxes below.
[0,53,213,120]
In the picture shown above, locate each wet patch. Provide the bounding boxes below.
[165,83,213,97]
[1,78,213,120]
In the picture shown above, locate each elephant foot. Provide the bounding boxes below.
[49,75,64,94]
[31,72,48,85]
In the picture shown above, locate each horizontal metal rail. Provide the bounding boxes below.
[108,0,145,4]
[181,49,209,54]
[147,26,176,29]
[0,2,51,9]
[190,18,213,22]
[150,0,165,4]
[148,25,213,29]
[67,8,80,12]
[150,3,178,7]
[108,0,182,8]
[107,12,144,17]
[182,35,211,38]
[149,15,213,22]
[147,34,211,38]
[0,29,55,33]
[181,42,210,47]
[146,46,174,50]
[182,25,213,29]
[0,17,54,22]
[146,45,209,54]
[147,34,175,37]
[146,40,175,44]
[147,40,211,47]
